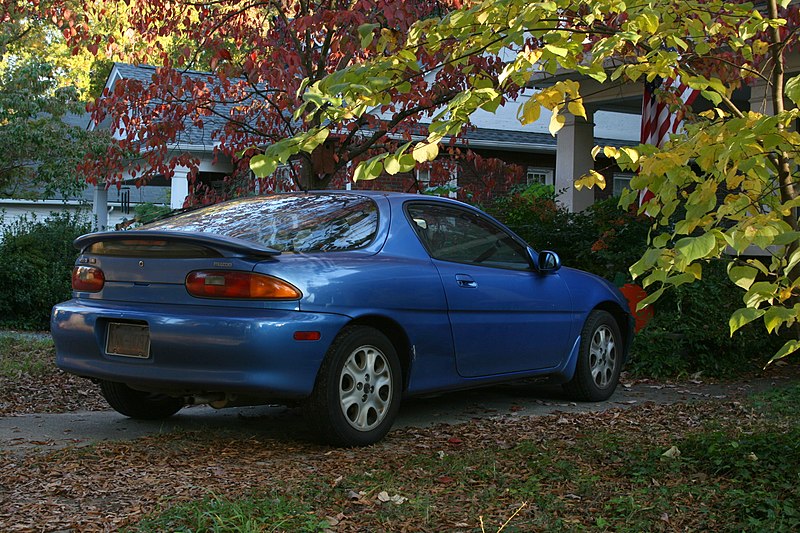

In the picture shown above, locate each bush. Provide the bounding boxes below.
[627,260,787,378]
[0,211,92,330]
[486,187,650,282]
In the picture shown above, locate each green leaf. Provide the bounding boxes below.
[786,248,800,275]
[630,248,662,280]
[785,75,800,106]
[358,23,380,48]
[674,232,717,262]
[353,157,385,182]
[544,44,568,57]
[249,154,277,178]
[743,281,778,307]
[636,287,665,310]
[763,307,796,334]
[729,308,765,336]
[700,90,723,106]
[728,265,758,290]
[770,339,800,364]
[652,233,670,248]
[298,128,330,153]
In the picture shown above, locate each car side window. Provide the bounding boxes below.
[407,203,531,270]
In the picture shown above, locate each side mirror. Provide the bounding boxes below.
[535,250,561,273]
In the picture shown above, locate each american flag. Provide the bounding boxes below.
[639,76,700,206]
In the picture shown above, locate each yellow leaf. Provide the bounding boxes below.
[620,147,639,164]
[384,156,401,175]
[567,99,586,118]
[412,141,439,163]
[549,112,566,135]
[523,49,543,64]
[685,263,703,280]
[574,169,606,190]
[518,98,541,125]
[752,40,769,56]
[603,146,619,158]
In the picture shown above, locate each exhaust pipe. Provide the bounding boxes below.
[186,393,232,409]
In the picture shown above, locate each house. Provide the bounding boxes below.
[0,62,644,230]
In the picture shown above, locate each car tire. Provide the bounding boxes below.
[99,380,184,420]
[305,326,402,446]
[563,310,623,402]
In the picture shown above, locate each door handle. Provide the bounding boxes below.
[455,274,477,288]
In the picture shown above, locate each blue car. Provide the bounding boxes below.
[52,191,633,446]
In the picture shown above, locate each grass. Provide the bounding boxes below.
[130,491,329,532]
[121,384,800,532]
[0,332,55,378]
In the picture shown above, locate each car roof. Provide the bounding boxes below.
[306,189,468,206]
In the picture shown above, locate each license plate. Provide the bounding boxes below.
[106,323,151,358]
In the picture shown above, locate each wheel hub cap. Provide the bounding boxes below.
[589,325,617,389]
[339,345,392,431]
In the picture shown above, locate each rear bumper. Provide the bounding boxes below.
[51,299,350,399]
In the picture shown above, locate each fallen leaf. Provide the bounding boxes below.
[376,491,407,505]
[662,446,681,459]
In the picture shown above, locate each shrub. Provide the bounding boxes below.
[486,187,650,282]
[0,211,92,330]
[627,259,787,378]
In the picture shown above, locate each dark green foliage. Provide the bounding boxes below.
[0,60,109,199]
[0,211,91,330]
[132,202,173,226]
[486,188,650,281]
[627,260,787,378]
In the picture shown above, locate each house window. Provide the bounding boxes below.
[613,173,634,197]
[416,167,431,188]
[274,164,295,192]
[417,163,458,197]
[526,167,554,186]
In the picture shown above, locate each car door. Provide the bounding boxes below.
[406,202,573,377]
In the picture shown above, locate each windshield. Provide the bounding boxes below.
[143,193,379,253]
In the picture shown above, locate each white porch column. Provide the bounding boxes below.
[93,182,108,231]
[171,167,190,209]
[555,111,596,212]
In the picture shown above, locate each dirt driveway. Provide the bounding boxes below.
[2,369,795,455]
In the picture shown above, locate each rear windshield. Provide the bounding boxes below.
[143,193,379,253]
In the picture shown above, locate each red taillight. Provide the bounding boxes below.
[185,271,302,300]
[72,266,105,292]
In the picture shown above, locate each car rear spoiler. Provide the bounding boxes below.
[74,230,281,258]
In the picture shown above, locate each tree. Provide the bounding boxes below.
[67,0,524,201]
[0,0,109,198]
[251,0,800,362]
